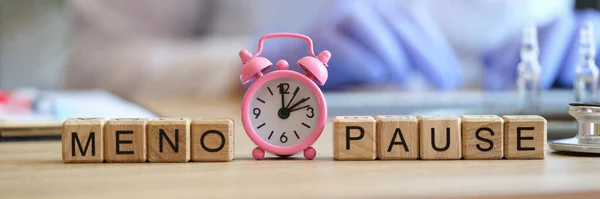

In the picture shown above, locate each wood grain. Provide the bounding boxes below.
[376,115,419,160]
[104,118,148,163]
[503,115,547,159]
[190,118,234,162]
[333,116,376,161]
[61,118,105,163]
[147,118,191,163]
[461,115,504,160]
[419,115,462,160]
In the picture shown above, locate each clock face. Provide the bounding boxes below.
[249,77,320,147]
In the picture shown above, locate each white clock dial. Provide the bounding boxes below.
[249,77,320,147]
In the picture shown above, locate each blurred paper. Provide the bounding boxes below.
[0,89,155,132]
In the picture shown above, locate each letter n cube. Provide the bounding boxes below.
[147,118,191,163]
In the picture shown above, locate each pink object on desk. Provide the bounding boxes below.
[239,33,330,160]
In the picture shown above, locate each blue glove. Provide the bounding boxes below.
[259,1,461,90]
[482,9,600,90]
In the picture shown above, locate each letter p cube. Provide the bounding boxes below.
[333,116,376,161]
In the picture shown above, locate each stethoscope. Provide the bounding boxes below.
[549,103,600,153]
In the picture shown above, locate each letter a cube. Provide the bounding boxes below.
[376,115,419,160]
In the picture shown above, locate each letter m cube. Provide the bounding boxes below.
[62,118,106,163]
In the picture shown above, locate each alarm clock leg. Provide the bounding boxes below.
[303,147,316,160]
[252,147,265,160]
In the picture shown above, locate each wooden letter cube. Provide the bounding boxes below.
[502,115,547,159]
[419,116,461,160]
[376,115,419,160]
[147,118,191,163]
[191,118,234,162]
[104,118,148,163]
[62,118,106,163]
[461,115,504,160]
[333,116,376,161]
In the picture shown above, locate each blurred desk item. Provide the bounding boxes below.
[326,89,576,139]
[2,96,600,198]
[0,89,155,137]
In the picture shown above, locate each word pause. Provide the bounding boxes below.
[333,115,546,161]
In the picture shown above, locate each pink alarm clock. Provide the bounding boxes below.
[239,33,331,160]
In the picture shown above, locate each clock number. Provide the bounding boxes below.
[306,107,314,118]
[277,83,290,94]
[280,132,288,143]
[253,108,261,119]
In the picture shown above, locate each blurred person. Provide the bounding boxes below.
[262,0,595,91]
[65,0,597,100]
[66,0,328,99]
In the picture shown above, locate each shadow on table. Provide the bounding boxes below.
[0,136,60,142]
[550,150,600,157]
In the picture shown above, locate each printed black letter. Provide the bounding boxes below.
[387,128,409,152]
[431,127,450,151]
[116,130,134,154]
[517,127,535,151]
[159,129,179,153]
[475,127,494,152]
[200,130,225,152]
[71,132,96,156]
[345,126,365,150]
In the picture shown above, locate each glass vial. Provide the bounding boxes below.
[574,22,599,103]
[517,25,542,113]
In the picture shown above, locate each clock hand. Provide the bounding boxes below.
[287,97,310,111]
[290,105,311,112]
[285,87,300,108]
[279,86,285,109]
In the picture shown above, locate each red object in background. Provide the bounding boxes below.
[0,89,33,113]
[0,90,10,103]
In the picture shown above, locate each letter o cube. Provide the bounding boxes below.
[191,118,234,162]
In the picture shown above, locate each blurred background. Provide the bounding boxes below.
[0,0,332,99]
[1,0,600,139]
[0,0,597,95]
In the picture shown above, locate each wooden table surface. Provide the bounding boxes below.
[2,97,600,199]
